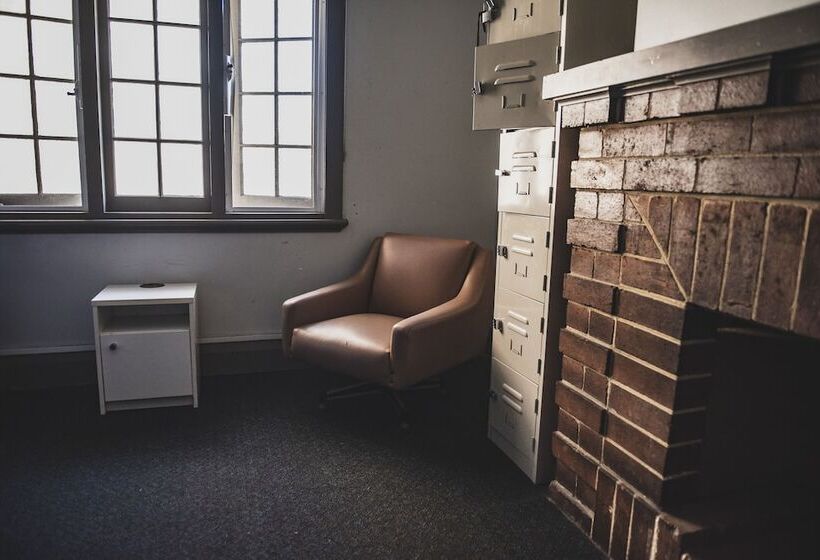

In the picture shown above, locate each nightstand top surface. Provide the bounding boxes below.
[92,283,197,306]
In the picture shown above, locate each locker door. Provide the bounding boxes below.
[492,287,544,383]
[488,358,539,456]
[473,33,559,130]
[486,0,562,45]
[497,127,555,216]
[497,212,550,303]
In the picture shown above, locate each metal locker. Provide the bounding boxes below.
[497,127,555,216]
[488,358,539,456]
[492,287,544,384]
[497,212,550,303]
[484,0,561,45]
[472,33,559,131]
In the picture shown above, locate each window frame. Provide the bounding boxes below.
[0,0,346,232]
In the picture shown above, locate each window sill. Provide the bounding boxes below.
[0,217,349,233]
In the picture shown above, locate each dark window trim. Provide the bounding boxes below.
[0,0,347,233]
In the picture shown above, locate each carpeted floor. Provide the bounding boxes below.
[0,363,604,560]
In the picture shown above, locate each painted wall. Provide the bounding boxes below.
[635,0,818,50]
[0,0,498,353]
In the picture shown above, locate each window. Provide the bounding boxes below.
[0,0,345,231]
[0,0,84,209]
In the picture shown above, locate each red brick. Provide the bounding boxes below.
[563,273,616,313]
[647,196,673,254]
[562,355,585,388]
[593,251,622,284]
[654,515,682,560]
[588,311,615,344]
[548,481,593,533]
[717,71,768,109]
[559,329,611,373]
[648,88,681,119]
[603,123,666,157]
[623,93,649,122]
[566,301,590,332]
[571,247,595,277]
[721,201,767,318]
[795,156,820,199]
[794,210,820,338]
[608,384,706,444]
[555,460,577,492]
[696,156,798,198]
[624,158,696,193]
[617,290,686,338]
[584,98,610,125]
[611,352,677,409]
[583,367,609,404]
[615,322,682,373]
[557,408,580,441]
[606,413,700,475]
[604,444,700,507]
[571,159,626,190]
[627,498,657,560]
[577,479,597,510]
[620,256,684,301]
[553,431,599,487]
[668,197,701,294]
[556,380,606,433]
[598,192,625,222]
[624,196,642,222]
[579,422,604,459]
[563,102,585,128]
[678,79,718,114]
[691,200,731,309]
[609,483,633,560]
[578,129,603,158]
[751,108,820,152]
[592,469,617,549]
[623,224,662,259]
[575,190,598,218]
[568,219,623,252]
[792,62,820,103]
[666,115,751,155]
[755,204,807,329]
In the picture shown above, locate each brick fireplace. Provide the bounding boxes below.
[545,43,820,559]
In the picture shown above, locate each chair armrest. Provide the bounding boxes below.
[281,238,382,356]
[390,247,494,387]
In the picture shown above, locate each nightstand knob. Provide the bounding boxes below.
[109,342,118,350]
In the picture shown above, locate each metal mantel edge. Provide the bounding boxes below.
[543,3,820,100]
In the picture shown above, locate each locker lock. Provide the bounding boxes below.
[497,245,508,259]
[492,318,504,333]
[108,342,118,351]
[472,80,485,96]
[494,169,510,177]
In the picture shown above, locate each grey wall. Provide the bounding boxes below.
[0,0,498,353]
[634,0,819,50]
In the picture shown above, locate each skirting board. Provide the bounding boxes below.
[0,339,307,392]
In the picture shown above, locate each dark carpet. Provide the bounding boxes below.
[0,363,604,560]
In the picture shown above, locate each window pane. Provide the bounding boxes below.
[158,26,201,84]
[0,139,37,194]
[278,95,311,146]
[114,141,158,196]
[240,42,274,92]
[0,77,33,135]
[0,16,30,75]
[278,0,313,38]
[157,0,200,25]
[31,0,73,19]
[35,80,78,137]
[39,140,81,194]
[240,0,274,38]
[159,85,202,141]
[241,147,275,196]
[161,143,203,197]
[110,22,154,80]
[108,0,153,21]
[278,148,311,197]
[278,41,312,92]
[112,82,156,139]
[0,0,25,14]
[31,20,75,79]
[241,95,275,144]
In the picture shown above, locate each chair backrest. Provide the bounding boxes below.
[368,233,476,318]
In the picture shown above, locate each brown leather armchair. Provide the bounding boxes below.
[282,233,493,420]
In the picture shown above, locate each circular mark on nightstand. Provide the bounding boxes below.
[139,282,165,288]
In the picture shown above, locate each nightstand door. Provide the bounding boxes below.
[100,330,193,401]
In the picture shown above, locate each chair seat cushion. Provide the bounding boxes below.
[290,313,402,383]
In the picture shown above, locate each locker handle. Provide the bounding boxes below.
[511,246,533,256]
[512,151,537,159]
[501,382,524,402]
[506,310,529,324]
[494,60,535,72]
[512,234,534,243]
[495,169,510,177]
[511,165,536,172]
[506,322,528,337]
[501,394,523,414]
[493,74,534,86]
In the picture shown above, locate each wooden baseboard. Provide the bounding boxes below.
[0,339,307,392]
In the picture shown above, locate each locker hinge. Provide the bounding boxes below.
[534,398,539,414]
[559,0,565,17]
[555,45,562,65]
[545,231,551,248]
[543,274,548,291]
[537,358,542,375]
[550,141,556,158]
[548,186,553,204]
[531,437,536,453]
[540,317,545,333]
[497,245,509,258]
[492,318,504,332]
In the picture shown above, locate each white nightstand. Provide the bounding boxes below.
[92,283,199,415]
